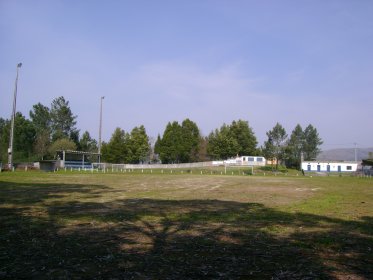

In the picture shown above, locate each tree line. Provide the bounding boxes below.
[262,122,323,170]
[0,96,96,163]
[0,96,322,169]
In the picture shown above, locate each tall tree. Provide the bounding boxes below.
[0,118,10,163]
[206,120,258,160]
[29,103,51,133]
[154,134,162,158]
[50,96,78,141]
[155,119,201,164]
[180,119,200,162]
[69,130,80,149]
[102,127,129,163]
[262,139,276,169]
[207,124,239,160]
[286,124,304,169]
[303,124,323,160]
[13,113,36,161]
[0,113,36,162]
[196,136,209,162]
[79,131,98,153]
[229,120,258,156]
[158,121,183,163]
[128,125,150,164]
[265,123,287,170]
[0,118,6,162]
[30,103,52,160]
[34,130,51,160]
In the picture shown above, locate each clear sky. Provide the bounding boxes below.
[1,0,372,150]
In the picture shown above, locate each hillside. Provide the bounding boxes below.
[317,147,373,161]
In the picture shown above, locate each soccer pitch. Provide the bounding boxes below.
[1,171,372,279]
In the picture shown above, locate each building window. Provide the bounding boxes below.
[257,157,263,162]
[248,157,254,161]
[347,166,352,170]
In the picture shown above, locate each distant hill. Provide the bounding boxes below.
[317,147,373,162]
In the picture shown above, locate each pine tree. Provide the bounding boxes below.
[264,123,287,170]
[180,119,200,162]
[229,120,258,156]
[103,128,127,163]
[303,124,323,160]
[128,125,150,164]
[50,96,78,142]
[79,131,98,153]
[286,124,304,169]
[207,124,239,160]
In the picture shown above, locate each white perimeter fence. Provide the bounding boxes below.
[88,161,256,175]
[92,161,255,171]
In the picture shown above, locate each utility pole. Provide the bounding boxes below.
[98,96,104,163]
[8,63,22,170]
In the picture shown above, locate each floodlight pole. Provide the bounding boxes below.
[98,96,104,163]
[8,63,22,170]
[354,142,357,163]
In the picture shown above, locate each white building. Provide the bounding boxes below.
[301,161,358,173]
[212,156,266,166]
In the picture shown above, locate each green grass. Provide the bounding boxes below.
[0,171,372,279]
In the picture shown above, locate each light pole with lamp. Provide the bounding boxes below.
[98,96,104,163]
[8,63,22,170]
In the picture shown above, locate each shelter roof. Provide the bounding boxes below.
[56,150,100,156]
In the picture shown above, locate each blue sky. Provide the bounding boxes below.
[1,0,372,150]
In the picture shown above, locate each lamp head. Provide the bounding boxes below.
[17,63,22,68]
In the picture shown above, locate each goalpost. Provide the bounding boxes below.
[91,163,128,172]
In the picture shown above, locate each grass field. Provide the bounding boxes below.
[0,171,372,279]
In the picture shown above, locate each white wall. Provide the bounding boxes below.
[236,156,266,166]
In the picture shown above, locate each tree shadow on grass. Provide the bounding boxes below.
[0,181,372,279]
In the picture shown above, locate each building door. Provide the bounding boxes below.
[307,165,311,171]
[327,165,330,172]
[338,165,341,172]
[317,165,321,172]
